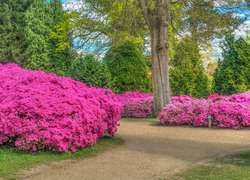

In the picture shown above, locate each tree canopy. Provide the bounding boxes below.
[214,35,250,95]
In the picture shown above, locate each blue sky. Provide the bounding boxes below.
[212,5,250,59]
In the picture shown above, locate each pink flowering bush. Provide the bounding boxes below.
[117,92,197,118]
[229,91,250,104]
[159,99,209,127]
[209,101,250,128]
[171,95,196,104]
[207,94,229,101]
[0,63,121,152]
[117,92,153,118]
[159,91,250,129]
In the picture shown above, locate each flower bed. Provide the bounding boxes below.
[209,101,250,128]
[117,92,196,118]
[159,99,209,127]
[116,92,153,118]
[159,91,250,129]
[0,64,121,152]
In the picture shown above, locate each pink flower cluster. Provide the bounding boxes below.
[207,93,230,101]
[159,98,209,127]
[116,92,153,118]
[117,92,196,118]
[159,92,250,129]
[209,101,250,128]
[171,95,196,104]
[0,64,121,152]
[209,91,250,128]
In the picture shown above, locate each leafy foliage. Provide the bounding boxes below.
[214,35,250,95]
[176,0,242,45]
[0,0,74,76]
[24,0,52,70]
[0,0,31,65]
[47,6,76,77]
[170,38,210,98]
[72,54,114,89]
[104,41,150,93]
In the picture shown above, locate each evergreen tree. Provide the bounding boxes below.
[72,54,113,89]
[104,41,150,93]
[0,0,74,76]
[24,0,52,70]
[0,0,31,65]
[170,38,210,98]
[214,35,250,95]
[48,8,75,77]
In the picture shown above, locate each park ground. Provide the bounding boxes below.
[2,118,250,180]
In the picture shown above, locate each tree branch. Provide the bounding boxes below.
[138,0,151,27]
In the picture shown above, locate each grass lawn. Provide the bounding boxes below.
[122,118,158,122]
[0,137,124,180]
[174,151,250,180]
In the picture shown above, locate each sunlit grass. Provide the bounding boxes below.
[0,137,124,180]
[174,151,250,180]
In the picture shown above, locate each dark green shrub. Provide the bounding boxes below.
[170,38,210,98]
[104,41,150,93]
[72,54,114,89]
[214,35,250,95]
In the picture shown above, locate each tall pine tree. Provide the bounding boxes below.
[72,54,114,89]
[0,0,74,76]
[48,1,75,77]
[170,38,210,98]
[214,35,250,95]
[0,0,31,65]
[24,0,52,70]
[104,41,150,93]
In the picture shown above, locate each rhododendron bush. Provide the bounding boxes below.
[117,92,196,118]
[209,101,250,128]
[117,92,153,118]
[159,91,250,129]
[0,64,121,152]
[159,99,209,127]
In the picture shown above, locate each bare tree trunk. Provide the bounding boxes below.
[151,25,171,116]
[139,0,171,116]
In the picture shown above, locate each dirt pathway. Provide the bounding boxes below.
[24,119,250,180]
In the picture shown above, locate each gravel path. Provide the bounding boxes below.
[24,119,250,180]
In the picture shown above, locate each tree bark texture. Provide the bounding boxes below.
[139,0,171,116]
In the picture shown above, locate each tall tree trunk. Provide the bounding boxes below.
[138,0,171,116]
[151,22,171,116]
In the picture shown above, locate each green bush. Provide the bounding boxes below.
[214,35,250,95]
[104,41,150,93]
[0,0,74,77]
[71,54,114,89]
[170,38,210,98]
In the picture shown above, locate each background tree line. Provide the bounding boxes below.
[0,0,249,103]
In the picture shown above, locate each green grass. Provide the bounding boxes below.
[0,137,124,180]
[174,151,250,180]
[122,118,158,122]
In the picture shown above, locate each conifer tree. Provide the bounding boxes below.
[170,38,210,98]
[0,0,31,65]
[104,41,150,93]
[24,0,52,70]
[48,1,75,77]
[214,35,250,94]
[72,54,114,89]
